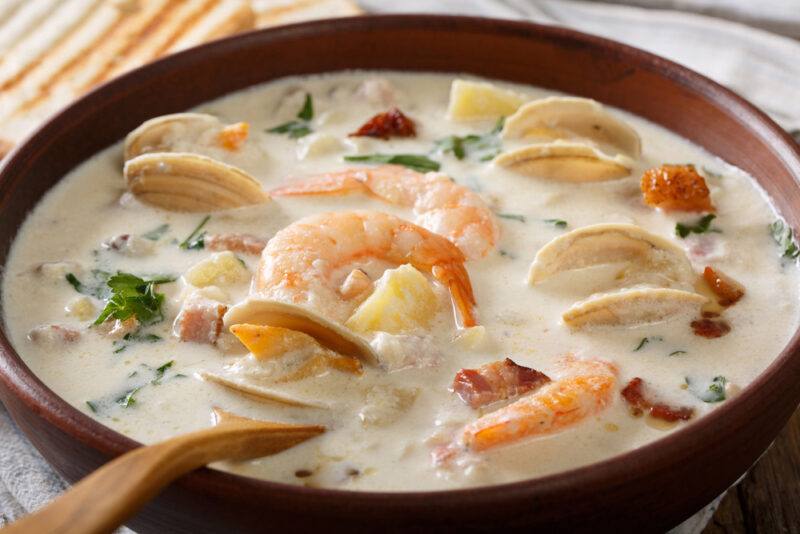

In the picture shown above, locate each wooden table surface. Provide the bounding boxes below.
[703,407,800,533]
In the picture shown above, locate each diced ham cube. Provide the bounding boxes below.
[452,358,551,408]
[204,233,267,255]
[173,294,228,345]
[28,324,80,345]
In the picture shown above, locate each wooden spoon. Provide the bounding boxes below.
[3,408,324,534]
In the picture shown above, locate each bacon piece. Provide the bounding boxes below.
[173,294,228,345]
[350,108,416,140]
[640,164,714,212]
[621,377,694,422]
[702,266,744,306]
[28,324,80,345]
[452,358,551,408]
[691,317,731,338]
[204,233,267,255]
[218,122,249,150]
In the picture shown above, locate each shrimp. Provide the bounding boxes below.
[253,210,477,328]
[438,356,616,460]
[270,165,500,260]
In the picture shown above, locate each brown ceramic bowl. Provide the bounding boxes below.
[1,15,799,533]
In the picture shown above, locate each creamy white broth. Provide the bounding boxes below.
[3,71,799,491]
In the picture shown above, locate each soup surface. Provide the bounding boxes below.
[3,72,799,491]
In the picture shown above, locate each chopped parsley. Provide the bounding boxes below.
[675,214,718,238]
[633,336,663,351]
[141,223,170,241]
[498,249,516,259]
[544,218,568,229]
[686,375,727,403]
[496,212,526,223]
[93,273,175,326]
[179,215,210,250]
[112,331,162,354]
[433,117,504,162]
[65,269,111,299]
[668,350,688,357]
[85,400,98,413]
[267,93,314,139]
[152,360,174,385]
[769,219,800,259]
[343,154,440,173]
[116,386,142,408]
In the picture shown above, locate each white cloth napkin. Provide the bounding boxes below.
[2,0,799,530]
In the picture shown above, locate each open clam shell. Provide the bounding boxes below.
[502,97,641,158]
[224,298,379,366]
[528,223,696,288]
[493,141,633,182]
[562,287,707,329]
[124,113,223,161]
[199,371,327,409]
[124,152,269,212]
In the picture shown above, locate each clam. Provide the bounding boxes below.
[502,97,641,158]
[562,287,707,329]
[224,298,379,366]
[124,113,223,161]
[124,152,269,212]
[198,371,326,408]
[493,142,633,182]
[528,223,696,288]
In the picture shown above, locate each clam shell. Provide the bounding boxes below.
[493,142,633,182]
[224,298,379,366]
[528,223,696,288]
[124,152,269,212]
[502,97,641,158]
[562,287,707,329]
[124,113,222,161]
[199,371,326,409]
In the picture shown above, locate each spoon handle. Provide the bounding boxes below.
[3,416,323,534]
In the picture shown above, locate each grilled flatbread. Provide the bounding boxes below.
[0,0,362,158]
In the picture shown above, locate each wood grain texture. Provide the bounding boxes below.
[706,407,800,534]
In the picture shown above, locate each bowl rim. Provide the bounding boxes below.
[1,13,800,509]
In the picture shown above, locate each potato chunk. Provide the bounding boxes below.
[446,79,525,121]
[185,251,249,287]
[346,264,438,334]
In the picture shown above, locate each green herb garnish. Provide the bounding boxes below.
[433,117,505,162]
[93,273,175,326]
[65,269,111,299]
[141,223,170,241]
[344,154,440,173]
[112,331,162,354]
[769,219,800,259]
[687,375,727,403]
[544,218,568,229]
[668,350,687,356]
[496,212,526,223]
[267,93,314,139]
[85,400,98,413]
[116,386,142,408]
[152,360,175,384]
[633,336,663,351]
[675,214,718,238]
[179,215,210,250]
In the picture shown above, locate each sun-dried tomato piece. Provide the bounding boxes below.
[703,266,745,306]
[640,164,714,212]
[452,358,551,408]
[218,122,249,150]
[350,108,416,139]
[621,377,694,422]
[691,317,731,338]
